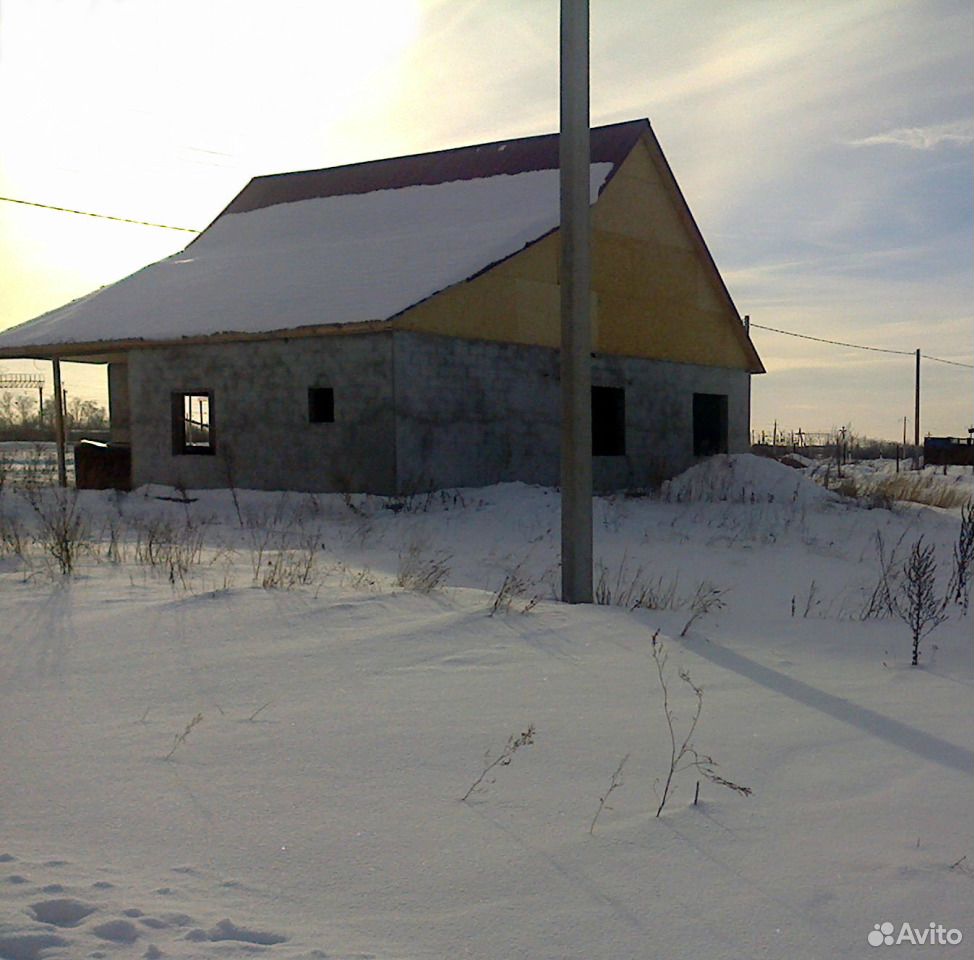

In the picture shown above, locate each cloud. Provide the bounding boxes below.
[848,122,974,150]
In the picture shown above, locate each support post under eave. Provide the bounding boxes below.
[559,0,593,604]
[52,357,67,487]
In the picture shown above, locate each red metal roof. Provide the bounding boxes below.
[220,119,650,216]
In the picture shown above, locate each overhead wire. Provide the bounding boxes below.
[749,322,973,369]
[0,195,201,233]
[2,194,972,371]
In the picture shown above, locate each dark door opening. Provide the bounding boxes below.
[693,393,728,456]
[592,386,625,456]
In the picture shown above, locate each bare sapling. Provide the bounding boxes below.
[947,502,973,614]
[589,754,629,835]
[651,632,751,816]
[893,536,948,666]
[461,724,535,801]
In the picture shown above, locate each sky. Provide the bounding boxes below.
[0,0,971,442]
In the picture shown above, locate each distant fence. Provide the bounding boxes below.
[752,440,920,463]
[750,428,922,462]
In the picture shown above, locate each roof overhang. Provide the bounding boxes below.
[0,318,394,362]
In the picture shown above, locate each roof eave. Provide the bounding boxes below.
[0,318,395,361]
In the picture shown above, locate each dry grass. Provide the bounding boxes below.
[396,539,452,593]
[832,471,973,510]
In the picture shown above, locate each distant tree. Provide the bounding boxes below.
[13,393,38,426]
[66,396,108,430]
[0,390,107,435]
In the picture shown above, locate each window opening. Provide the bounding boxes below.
[172,391,214,455]
[308,387,335,423]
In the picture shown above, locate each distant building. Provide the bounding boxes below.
[0,119,763,493]
[923,436,974,467]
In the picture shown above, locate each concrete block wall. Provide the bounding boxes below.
[393,331,751,493]
[107,361,131,445]
[126,334,397,493]
[119,329,749,494]
[393,332,562,491]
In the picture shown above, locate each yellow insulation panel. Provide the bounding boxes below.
[397,133,759,372]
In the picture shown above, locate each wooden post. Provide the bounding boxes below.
[52,358,67,487]
[559,0,593,604]
[914,348,921,469]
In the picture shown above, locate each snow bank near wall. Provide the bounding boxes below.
[662,454,838,505]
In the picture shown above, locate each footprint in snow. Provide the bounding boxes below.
[4,855,298,957]
[92,918,141,943]
[27,897,98,927]
[0,932,69,960]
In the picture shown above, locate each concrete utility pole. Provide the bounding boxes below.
[560,0,593,604]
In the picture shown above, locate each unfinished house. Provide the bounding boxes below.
[0,119,763,494]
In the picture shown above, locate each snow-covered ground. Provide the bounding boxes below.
[1,453,971,959]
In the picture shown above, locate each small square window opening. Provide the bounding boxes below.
[308,387,335,423]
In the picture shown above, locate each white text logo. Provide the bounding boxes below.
[868,921,963,947]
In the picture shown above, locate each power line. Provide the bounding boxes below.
[924,354,974,369]
[3,195,972,372]
[749,322,974,369]
[750,322,913,355]
[0,195,200,233]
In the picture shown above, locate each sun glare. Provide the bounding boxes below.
[1,1,422,346]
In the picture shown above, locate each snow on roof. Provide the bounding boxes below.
[225,119,646,214]
[0,166,613,350]
[0,122,649,353]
